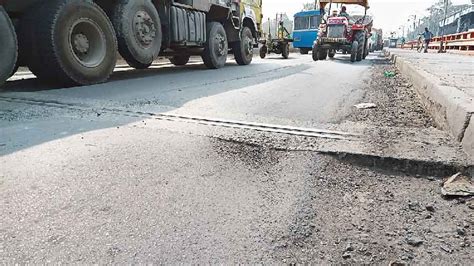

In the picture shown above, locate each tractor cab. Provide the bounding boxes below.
[313,0,371,62]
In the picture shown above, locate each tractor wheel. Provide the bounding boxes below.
[232,26,253,65]
[281,42,290,59]
[112,0,162,69]
[300,48,309,55]
[328,49,336,58]
[259,45,267,59]
[350,41,358,62]
[202,22,228,69]
[20,0,117,86]
[363,37,369,59]
[312,45,319,61]
[355,31,365,61]
[169,55,190,66]
[318,49,328,60]
[0,6,17,86]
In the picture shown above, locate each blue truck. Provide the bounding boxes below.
[292,10,322,54]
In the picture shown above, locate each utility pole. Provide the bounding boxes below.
[439,0,449,53]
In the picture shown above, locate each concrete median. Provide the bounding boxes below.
[386,49,473,161]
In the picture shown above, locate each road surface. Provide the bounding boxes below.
[1,53,472,264]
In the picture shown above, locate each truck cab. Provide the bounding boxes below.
[293,10,322,54]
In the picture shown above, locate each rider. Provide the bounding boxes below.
[331,10,339,17]
[339,6,350,19]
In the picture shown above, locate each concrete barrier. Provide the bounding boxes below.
[386,50,473,161]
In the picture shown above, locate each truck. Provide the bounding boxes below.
[292,9,322,54]
[0,0,263,87]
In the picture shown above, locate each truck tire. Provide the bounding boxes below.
[169,55,190,66]
[355,31,365,62]
[20,0,117,86]
[350,41,358,62]
[0,7,17,86]
[281,43,290,59]
[202,22,228,69]
[232,27,253,65]
[112,0,162,69]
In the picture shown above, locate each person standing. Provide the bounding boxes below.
[421,27,434,53]
[400,36,406,48]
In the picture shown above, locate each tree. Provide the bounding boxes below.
[303,2,317,11]
[262,13,293,38]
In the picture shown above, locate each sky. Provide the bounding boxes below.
[262,0,472,33]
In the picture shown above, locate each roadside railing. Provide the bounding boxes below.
[400,29,474,54]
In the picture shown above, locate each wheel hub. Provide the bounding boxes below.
[245,37,253,56]
[68,18,107,68]
[216,34,226,56]
[73,33,90,54]
[133,11,156,47]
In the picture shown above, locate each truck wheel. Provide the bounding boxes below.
[259,45,267,59]
[21,0,117,86]
[300,48,309,55]
[355,31,365,61]
[350,41,358,62]
[281,43,290,59]
[0,7,17,86]
[202,22,228,69]
[169,55,190,66]
[232,27,253,65]
[112,0,162,69]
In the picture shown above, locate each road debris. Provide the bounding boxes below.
[354,103,377,109]
[441,173,474,197]
[342,252,351,259]
[384,71,396,78]
[406,236,424,247]
[425,205,435,212]
[440,244,453,254]
[389,260,407,266]
[467,198,474,209]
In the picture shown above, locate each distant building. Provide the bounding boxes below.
[439,4,474,35]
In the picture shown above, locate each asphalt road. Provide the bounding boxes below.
[1,53,472,263]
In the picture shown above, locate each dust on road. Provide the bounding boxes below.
[1,54,472,264]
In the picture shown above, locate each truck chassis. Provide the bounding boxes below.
[0,0,262,86]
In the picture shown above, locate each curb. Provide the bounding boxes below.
[385,50,473,160]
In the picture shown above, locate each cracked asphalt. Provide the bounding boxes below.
[1,53,472,263]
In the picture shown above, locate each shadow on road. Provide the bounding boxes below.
[0,57,314,156]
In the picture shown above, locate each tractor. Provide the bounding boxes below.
[312,0,372,62]
[260,13,293,59]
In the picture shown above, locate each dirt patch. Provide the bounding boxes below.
[270,155,473,264]
[347,59,435,128]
